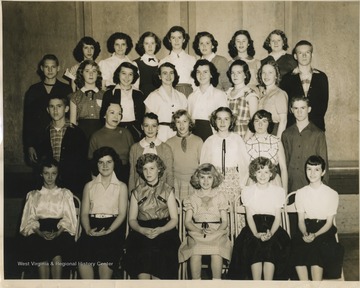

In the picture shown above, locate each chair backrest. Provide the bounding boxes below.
[175,197,184,242]
[73,195,81,241]
[283,191,297,236]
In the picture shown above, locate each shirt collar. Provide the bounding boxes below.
[81,87,99,93]
[140,54,159,66]
[94,171,121,185]
[170,50,185,58]
[202,52,216,62]
[50,119,70,130]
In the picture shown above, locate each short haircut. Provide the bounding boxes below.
[290,96,310,108]
[263,29,289,53]
[248,109,275,134]
[136,153,166,180]
[191,59,219,87]
[135,31,162,55]
[227,59,251,85]
[154,62,180,88]
[99,100,123,126]
[37,54,59,79]
[292,40,313,56]
[257,59,281,87]
[48,94,69,107]
[143,112,159,125]
[210,107,236,132]
[163,26,190,50]
[249,157,277,182]
[190,163,224,189]
[75,60,102,89]
[106,32,133,54]
[192,31,218,56]
[170,109,195,132]
[113,62,140,85]
[91,146,122,176]
[73,36,101,62]
[36,158,61,188]
[305,155,326,171]
[228,30,256,58]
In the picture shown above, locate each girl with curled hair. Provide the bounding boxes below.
[257,60,288,138]
[179,163,232,279]
[188,59,228,142]
[166,109,203,200]
[124,153,180,279]
[159,26,196,97]
[228,30,260,88]
[99,32,138,89]
[64,36,101,92]
[69,60,104,139]
[228,156,290,281]
[200,107,250,203]
[225,59,259,139]
[193,31,232,91]
[261,29,297,78]
[134,31,162,98]
[77,146,128,279]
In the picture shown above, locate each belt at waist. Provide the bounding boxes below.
[159,122,171,126]
[90,213,118,219]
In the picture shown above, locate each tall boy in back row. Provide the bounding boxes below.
[281,40,329,131]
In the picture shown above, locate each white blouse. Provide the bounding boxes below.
[20,186,77,236]
[295,184,339,220]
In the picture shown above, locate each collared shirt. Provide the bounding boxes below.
[188,85,228,120]
[202,52,216,62]
[159,50,196,85]
[281,122,329,192]
[111,85,136,122]
[139,138,162,155]
[50,120,70,161]
[295,183,338,219]
[89,172,125,215]
[258,86,288,123]
[70,87,103,120]
[140,54,159,67]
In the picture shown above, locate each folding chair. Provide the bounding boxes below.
[69,195,81,279]
[284,191,345,280]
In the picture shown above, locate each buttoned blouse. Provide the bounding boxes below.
[241,183,285,216]
[133,180,173,221]
[20,186,77,236]
[70,87,104,119]
[295,184,338,220]
[246,134,281,165]
[188,85,228,120]
[159,50,196,85]
[88,172,126,215]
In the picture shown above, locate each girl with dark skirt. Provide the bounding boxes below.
[77,147,128,279]
[124,153,180,279]
[291,155,342,280]
[19,159,77,279]
[227,157,290,280]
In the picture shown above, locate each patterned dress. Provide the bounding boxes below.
[178,189,232,262]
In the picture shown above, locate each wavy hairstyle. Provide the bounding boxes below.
[74,60,102,89]
[192,31,218,56]
[73,36,101,62]
[227,59,252,85]
[170,109,195,132]
[106,32,133,55]
[190,163,224,189]
[248,109,275,134]
[210,107,236,132]
[91,146,122,176]
[135,31,162,56]
[249,157,277,182]
[163,26,190,50]
[37,54,59,79]
[263,29,289,53]
[257,59,281,87]
[228,30,256,58]
[136,153,166,181]
[113,62,139,85]
[153,62,180,88]
[190,59,219,87]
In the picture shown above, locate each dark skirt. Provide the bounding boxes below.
[193,119,213,142]
[290,219,344,279]
[77,217,126,270]
[21,218,75,263]
[227,214,290,280]
[124,218,181,279]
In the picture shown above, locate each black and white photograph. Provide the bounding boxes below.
[1,1,359,287]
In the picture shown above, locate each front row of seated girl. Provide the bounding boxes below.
[19,148,342,281]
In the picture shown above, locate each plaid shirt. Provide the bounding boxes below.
[49,120,70,161]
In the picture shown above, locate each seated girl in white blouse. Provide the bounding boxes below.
[19,158,77,279]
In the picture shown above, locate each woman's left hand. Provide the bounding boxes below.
[148,227,164,239]
[89,227,108,237]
